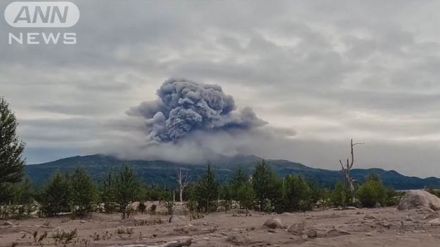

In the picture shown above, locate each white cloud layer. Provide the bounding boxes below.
[2,0,440,177]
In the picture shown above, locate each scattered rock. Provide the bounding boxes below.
[263,218,284,229]
[345,206,357,210]
[423,212,439,220]
[428,218,440,226]
[398,190,440,211]
[145,237,192,247]
[168,215,188,224]
[417,207,436,215]
[379,221,392,229]
[305,229,318,238]
[3,221,14,226]
[287,222,305,235]
[246,226,256,231]
[173,224,197,234]
[363,215,376,220]
[281,212,294,216]
[325,227,350,237]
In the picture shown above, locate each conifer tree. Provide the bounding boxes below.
[113,166,139,219]
[69,168,97,217]
[0,98,25,203]
[194,165,219,212]
[252,160,282,212]
[40,173,71,216]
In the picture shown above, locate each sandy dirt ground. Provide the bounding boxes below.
[2,207,440,247]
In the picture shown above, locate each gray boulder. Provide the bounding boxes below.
[398,190,440,211]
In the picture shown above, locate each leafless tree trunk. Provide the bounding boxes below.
[339,138,363,203]
[177,168,190,202]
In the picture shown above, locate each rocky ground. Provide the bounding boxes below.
[2,206,440,247]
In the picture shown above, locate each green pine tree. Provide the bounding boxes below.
[252,160,282,212]
[194,165,219,212]
[101,173,117,213]
[69,168,97,217]
[113,166,139,219]
[236,183,255,213]
[0,98,25,204]
[13,178,34,205]
[230,168,248,200]
[40,173,71,217]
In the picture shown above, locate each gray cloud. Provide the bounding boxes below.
[3,0,440,177]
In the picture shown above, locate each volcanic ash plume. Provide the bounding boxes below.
[128,78,267,142]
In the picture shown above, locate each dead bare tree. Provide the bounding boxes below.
[339,138,364,203]
[176,168,190,202]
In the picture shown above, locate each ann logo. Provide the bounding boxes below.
[13,5,68,24]
[4,1,79,28]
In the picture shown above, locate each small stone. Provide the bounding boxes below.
[380,221,391,229]
[3,221,14,226]
[363,215,376,220]
[428,218,440,226]
[325,228,350,237]
[287,222,305,235]
[226,234,251,245]
[263,218,284,229]
[306,229,317,238]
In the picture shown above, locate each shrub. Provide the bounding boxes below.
[356,175,387,208]
[138,201,146,214]
[384,188,402,206]
[282,175,313,211]
[331,182,351,207]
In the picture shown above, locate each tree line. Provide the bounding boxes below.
[0,97,401,220]
[1,161,400,220]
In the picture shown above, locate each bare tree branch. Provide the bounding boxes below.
[177,168,190,202]
[338,138,364,204]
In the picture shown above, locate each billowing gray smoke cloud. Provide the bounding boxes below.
[128,79,267,142]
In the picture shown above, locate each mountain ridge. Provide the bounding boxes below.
[25,154,440,190]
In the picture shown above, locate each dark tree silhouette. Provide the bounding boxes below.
[0,98,25,203]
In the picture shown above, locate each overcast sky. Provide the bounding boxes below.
[2,0,440,177]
